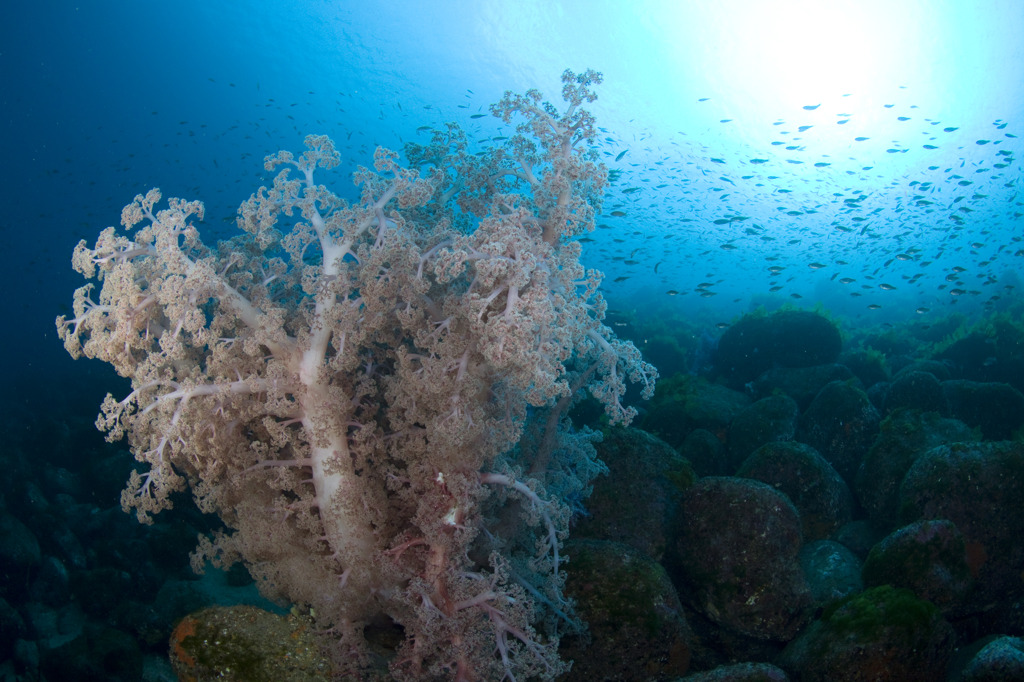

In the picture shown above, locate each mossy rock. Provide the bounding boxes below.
[715,310,842,389]
[169,605,331,682]
[780,585,954,681]
[561,539,692,680]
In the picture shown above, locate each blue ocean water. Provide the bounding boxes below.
[2,1,1023,678]
[5,1,1023,406]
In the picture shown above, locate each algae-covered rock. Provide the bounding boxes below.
[641,374,750,450]
[727,395,800,467]
[169,605,331,682]
[855,408,978,531]
[861,519,973,615]
[900,441,1024,615]
[580,427,695,561]
[779,585,954,681]
[884,370,948,415]
[941,380,1024,440]
[561,539,692,681]
[799,540,863,607]
[680,661,790,681]
[798,380,880,483]
[960,635,1024,682]
[676,477,811,641]
[715,310,842,389]
[737,441,853,542]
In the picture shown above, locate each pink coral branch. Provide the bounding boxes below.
[58,72,655,679]
[480,473,561,575]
